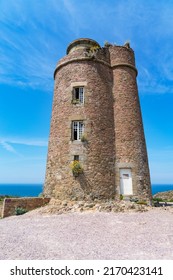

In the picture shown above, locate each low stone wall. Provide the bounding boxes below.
[0,201,3,218]
[2,197,50,218]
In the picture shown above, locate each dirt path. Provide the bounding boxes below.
[0,208,173,259]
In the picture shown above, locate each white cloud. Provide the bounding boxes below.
[0,137,48,147]
[0,141,16,153]
[0,0,173,96]
[0,140,22,157]
[0,0,64,92]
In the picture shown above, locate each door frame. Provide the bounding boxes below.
[119,168,133,195]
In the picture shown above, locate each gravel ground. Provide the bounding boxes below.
[0,208,173,260]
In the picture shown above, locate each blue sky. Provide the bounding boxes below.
[0,0,173,184]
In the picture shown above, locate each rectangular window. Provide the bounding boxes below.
[74,155,79,161]
[72,121,84,140]
[72,87,84,104]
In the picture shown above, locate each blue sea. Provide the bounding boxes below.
[0,183,172,197]
[0,184,43,197]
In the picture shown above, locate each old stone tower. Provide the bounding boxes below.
[44,38,152,202]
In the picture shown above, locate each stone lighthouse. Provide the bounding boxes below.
[44,38,152,202]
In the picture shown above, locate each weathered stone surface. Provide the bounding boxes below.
[31,198,149,215]
[44,38,152,202]
[2,197,50,218]
[153,191,173,201]
[0,201,3,217]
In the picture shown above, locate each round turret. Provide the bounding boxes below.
[44,38,115,200]
[44,38,152,203]
[109,46,151,201]
[66,38,101,54]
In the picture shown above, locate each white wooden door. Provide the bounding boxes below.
[120,169,133,195]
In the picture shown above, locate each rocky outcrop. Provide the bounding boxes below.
[31,198,149,215]
[153,191,173,201]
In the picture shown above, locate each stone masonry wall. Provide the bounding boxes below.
[2,197,50,218]
[109,46,152,201]
[44,38,152,202]
[44,54,116,200]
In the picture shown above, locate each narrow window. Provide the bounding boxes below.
[72,121,84,140]
[79,87,84,103]
[74,155,79,161]
[72,87,84,104]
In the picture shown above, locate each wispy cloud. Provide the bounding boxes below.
[0,136,48,160]
[0,137,48,147]
[0,24,54,91]
[0,141,17,153]
[0,0,173,95]
[0,0,65,92]
[138,69,173,95]
[0,140,22,157]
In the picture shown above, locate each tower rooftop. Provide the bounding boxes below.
[66,38,100,54]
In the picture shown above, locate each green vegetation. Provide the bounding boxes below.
[136,200,147,205]
[120,194,123,200]
[0,195,19,202]
[152,197,173,203]
[89,45,100,52]
[130,197,139,203]
[72,99,80,104]
[15,207,28,215]
[81,134,88,143]
[70,160,84,177]
[152,197,164,202]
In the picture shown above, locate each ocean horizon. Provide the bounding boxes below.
[0,184,43,197]
[0,183,173,197]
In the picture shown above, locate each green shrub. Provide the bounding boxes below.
[120,194,123,200]
[137,201,147,205]
[72,99,80,104]
[130,197,139,203]
[152,197,164,202]
[15,207,27,215]
[70,160,83,177]
[81,134,88,143]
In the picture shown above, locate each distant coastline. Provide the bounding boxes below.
[151,184,173,195]
[0,183,173,197]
